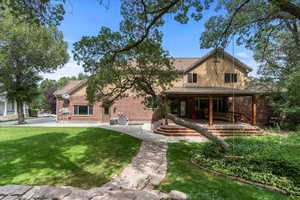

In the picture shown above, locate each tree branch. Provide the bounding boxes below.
[220,0,251,46]
[112,0,180,56]
[270,0,300,20]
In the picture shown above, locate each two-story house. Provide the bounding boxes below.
[54,49,270,132]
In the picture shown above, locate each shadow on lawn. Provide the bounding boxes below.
[0,128,140,189]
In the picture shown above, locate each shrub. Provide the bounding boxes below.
[28,108,38,117]
[192,136,300,196]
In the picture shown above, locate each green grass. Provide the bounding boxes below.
[157,140,297,200]
[0,127,141,189]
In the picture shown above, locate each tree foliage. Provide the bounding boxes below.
[0,14,69,123]
[0,0,65,25]
[32,73,89,113]
[73,0,231,151]
[200,0,300,128]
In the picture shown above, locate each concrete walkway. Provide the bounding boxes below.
[1,120,207,143]
[100,125,207,143]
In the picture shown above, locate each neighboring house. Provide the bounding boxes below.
[54,49,271,126]
[0,93,29,121]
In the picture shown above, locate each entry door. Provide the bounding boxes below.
[101,106,110,122]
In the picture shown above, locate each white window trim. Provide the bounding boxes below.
[73,105,93,116]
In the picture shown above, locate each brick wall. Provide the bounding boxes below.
[111,96,153,121]
[57,95,153,122]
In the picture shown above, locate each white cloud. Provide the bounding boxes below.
[236,52,250,59]
[41,53,85,80]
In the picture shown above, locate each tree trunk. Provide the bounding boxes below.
[16,100,25,124]
[158,100,230,152]
[166,113,230,152]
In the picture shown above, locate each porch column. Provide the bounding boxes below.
[252,95,257,125]
[3,100,7,116]
[163,96,168,125]
[208,95,213,126]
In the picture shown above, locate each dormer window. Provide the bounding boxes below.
[187,72,197,83]
[224,73,237,83]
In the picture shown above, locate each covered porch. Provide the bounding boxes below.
[163,87,260,126]
[155,87,262,137]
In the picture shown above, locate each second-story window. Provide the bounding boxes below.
[187,72,197,83]
[224,73,237,83]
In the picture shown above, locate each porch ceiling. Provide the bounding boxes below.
[163,87,261,96]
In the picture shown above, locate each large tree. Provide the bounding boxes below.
[0,14,69,124]
[73,0,231,151]
[200,0,300,128]
[0,0,65,25]
[73,0,300,150]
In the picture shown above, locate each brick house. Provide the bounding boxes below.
[54,49,271,127]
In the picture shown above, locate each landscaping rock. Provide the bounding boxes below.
[105,141,168,190]
[0,185,32,196]
[2,196,19,200]
[168,190,188,200]
[31,186,71,199]
[63,189,89,200]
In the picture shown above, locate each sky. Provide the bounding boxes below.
[42,0,258,80]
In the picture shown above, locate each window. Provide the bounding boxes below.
[224,73,237,83]
[187,72,197,83]
[73,105,93,115]
[7,101,15,113]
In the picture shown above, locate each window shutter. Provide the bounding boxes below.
[193,73,197,83]
[187,73,193,83]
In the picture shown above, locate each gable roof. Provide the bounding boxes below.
[53,79,87,97]
[54,49,253,96]
[171,58,200,72]
[182,48,252,73]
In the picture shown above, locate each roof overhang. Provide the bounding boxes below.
[163,87,261,97]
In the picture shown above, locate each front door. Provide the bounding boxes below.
[101,106,110,122]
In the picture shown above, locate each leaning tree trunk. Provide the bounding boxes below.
[16,100,25,124]
[158,100,230,152]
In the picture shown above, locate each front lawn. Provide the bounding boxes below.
[0,127,141,189]
[157,134,299,200]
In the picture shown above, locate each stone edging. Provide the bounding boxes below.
[0,184,169,200]
[190,158,299,197]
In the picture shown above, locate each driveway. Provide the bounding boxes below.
[0,117,56,126]
[0,119,207,143]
